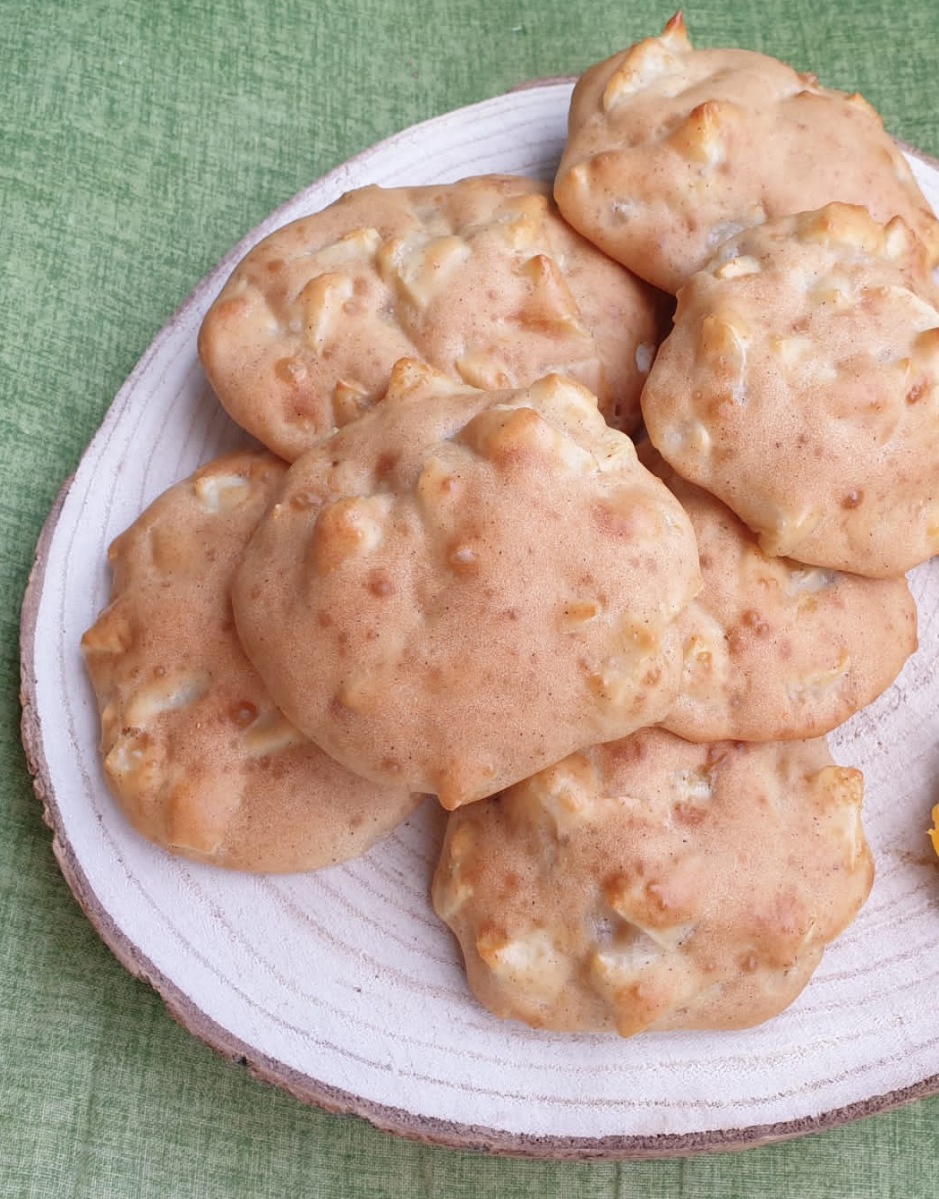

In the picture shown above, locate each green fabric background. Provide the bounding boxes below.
[3,1,938,1195]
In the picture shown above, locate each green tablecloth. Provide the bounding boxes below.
[4,1,938,1194]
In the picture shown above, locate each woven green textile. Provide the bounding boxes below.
[3,1,938,1195]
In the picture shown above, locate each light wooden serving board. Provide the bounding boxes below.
[20,81,939,1159]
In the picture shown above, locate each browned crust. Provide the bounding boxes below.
[16,85,939,1161]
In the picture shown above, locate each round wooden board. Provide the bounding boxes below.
[19,80,939,1159]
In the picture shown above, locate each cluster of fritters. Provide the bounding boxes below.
[82,15,939,1037]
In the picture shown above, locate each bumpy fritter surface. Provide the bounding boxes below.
[641,447,918,742]
[198,174,663,458]
[554,14,939,293]
[81,451,421,872]
[641,203,939,576]
[232,362,700,809]
[432,728,873,1036]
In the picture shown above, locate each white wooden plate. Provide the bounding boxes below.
[19,80,939,1159]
